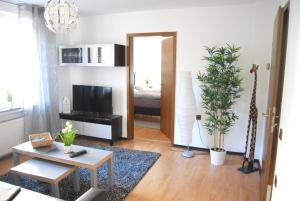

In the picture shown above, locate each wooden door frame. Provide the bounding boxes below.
[126,32,177,144]
[260,2,289,201]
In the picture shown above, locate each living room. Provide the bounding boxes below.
[0,0,299,201]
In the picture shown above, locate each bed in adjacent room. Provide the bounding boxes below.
[134,87,161,116]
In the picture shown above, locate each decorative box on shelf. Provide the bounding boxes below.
[29,132,53,148]
[62,97,71,114]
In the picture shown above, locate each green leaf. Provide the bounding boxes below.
[197,44,243,144]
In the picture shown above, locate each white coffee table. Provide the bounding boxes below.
[12,141,114,188]
[0,181,63,201]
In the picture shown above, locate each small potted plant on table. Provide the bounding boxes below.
[58,121,77,154]
[197,44,243,165]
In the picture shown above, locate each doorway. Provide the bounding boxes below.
[126,32,176,143]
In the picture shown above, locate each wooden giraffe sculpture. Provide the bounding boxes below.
[238,64,260,174]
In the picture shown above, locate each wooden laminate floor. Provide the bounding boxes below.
[0,128,260,201]
[134,126,170,141]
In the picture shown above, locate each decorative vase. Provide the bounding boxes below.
[62,97,71,114]
[64,145,72,154]
[210,149,226,165]
[177,71,196,158]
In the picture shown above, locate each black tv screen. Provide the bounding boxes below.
[73,85,112,114]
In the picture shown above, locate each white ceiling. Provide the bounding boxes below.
[10,0,257,16]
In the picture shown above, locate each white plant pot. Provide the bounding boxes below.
[64,145,72,154]
[210,148,226,166]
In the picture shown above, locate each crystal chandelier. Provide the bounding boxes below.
[44,0,79,33]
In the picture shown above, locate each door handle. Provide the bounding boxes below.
[262,112,280,119]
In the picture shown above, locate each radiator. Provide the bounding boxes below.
[0,118,24,157]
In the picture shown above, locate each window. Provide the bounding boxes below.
[0,11,22,111]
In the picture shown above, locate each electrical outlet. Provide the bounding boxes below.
[196,115,201,120]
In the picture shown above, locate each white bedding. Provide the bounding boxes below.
[134,87,161,99]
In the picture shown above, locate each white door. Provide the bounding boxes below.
[271,1,300,200]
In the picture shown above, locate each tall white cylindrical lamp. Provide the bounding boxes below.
[177,71,196,157]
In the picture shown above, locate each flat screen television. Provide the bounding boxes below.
[73,85,112,114]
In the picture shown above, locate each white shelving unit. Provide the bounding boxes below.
[59,44,125,67]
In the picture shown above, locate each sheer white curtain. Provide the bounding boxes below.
[18,5,59,139]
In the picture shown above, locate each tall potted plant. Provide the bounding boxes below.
[197,44,243,165]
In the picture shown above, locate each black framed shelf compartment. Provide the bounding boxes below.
[61,48,84,64]
[59,112,122,145]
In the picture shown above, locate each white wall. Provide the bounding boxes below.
[251,0,279,163]
[57,3,276,158]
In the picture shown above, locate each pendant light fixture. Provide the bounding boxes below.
[44,0,79,33]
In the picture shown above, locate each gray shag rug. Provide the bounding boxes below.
[0,142,160,201]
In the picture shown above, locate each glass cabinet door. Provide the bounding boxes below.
[61,48,83,64]
[87,47,102,64]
